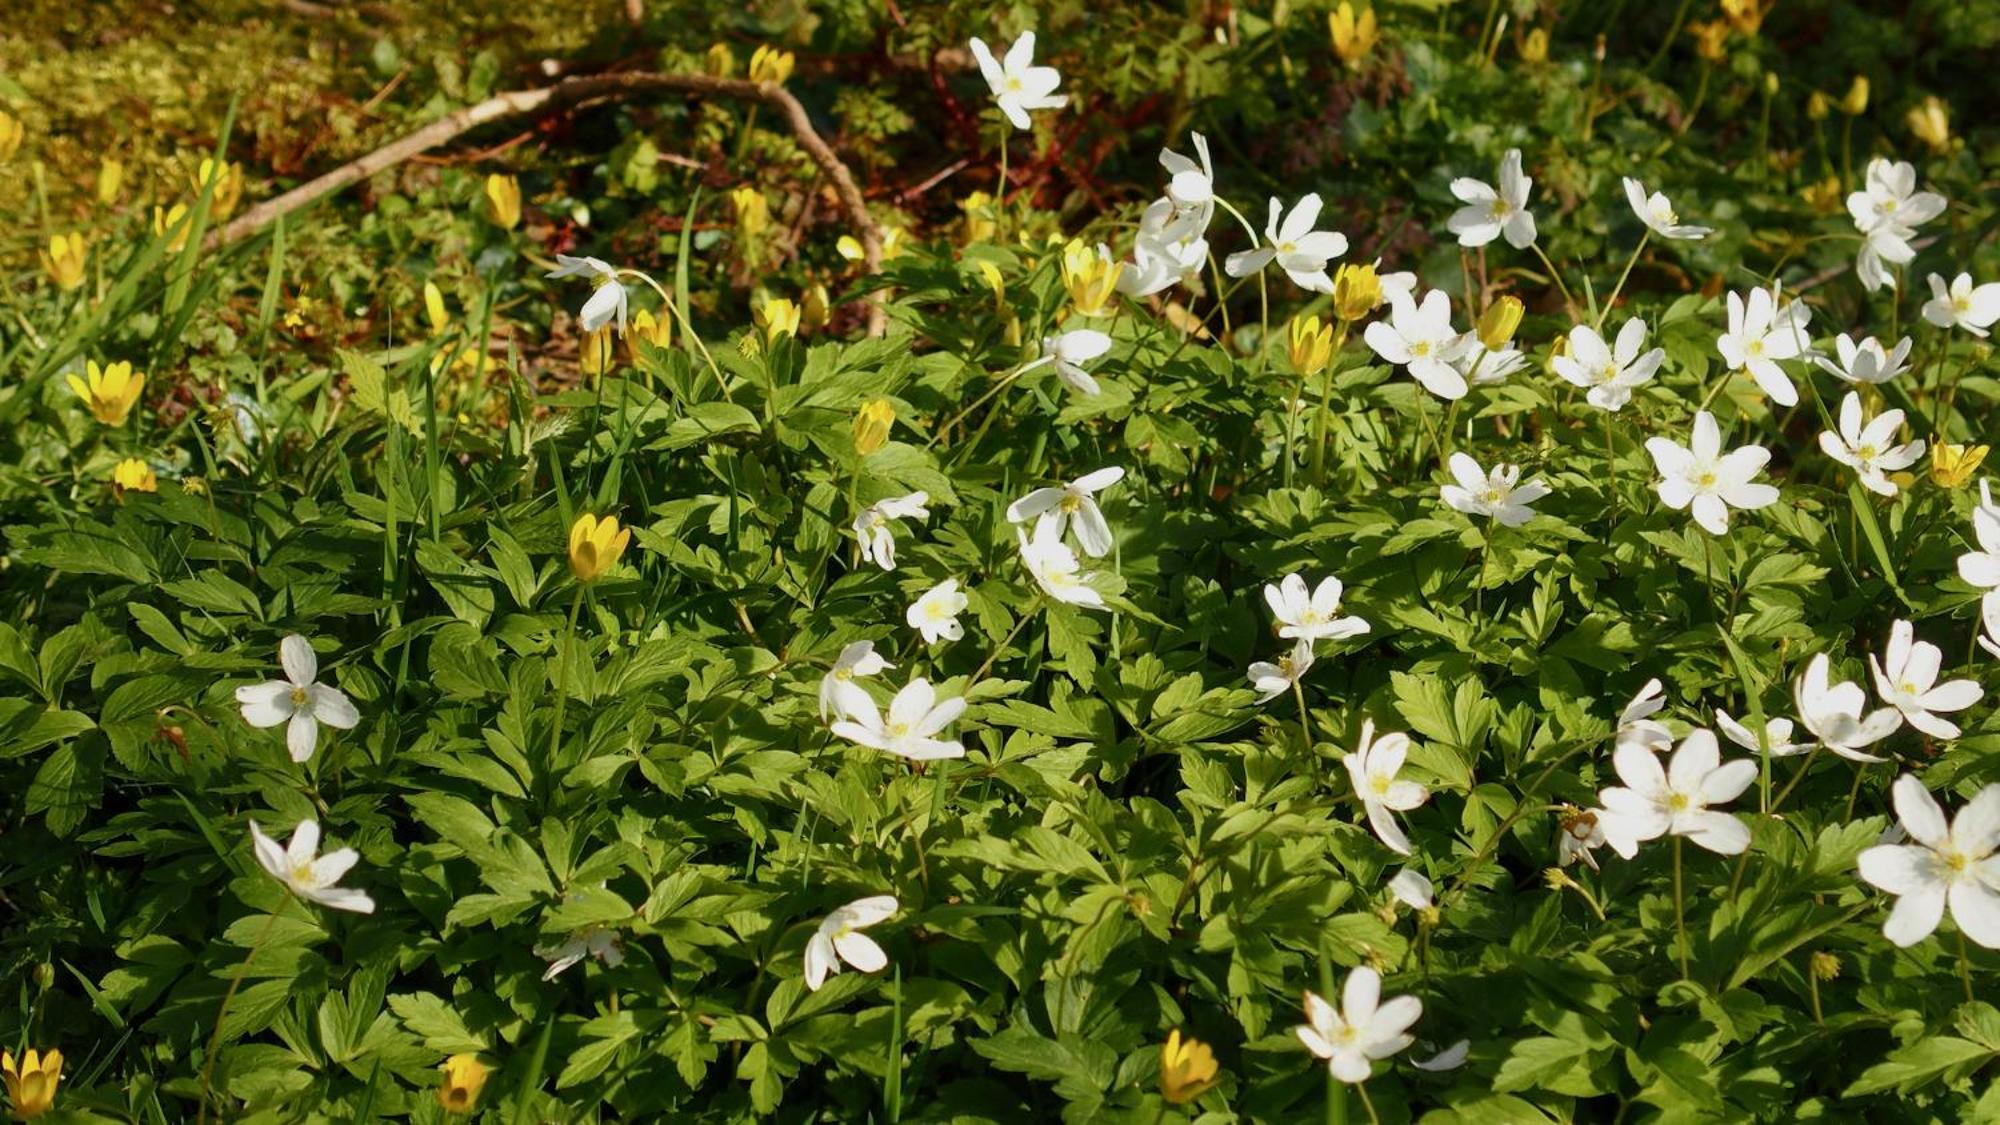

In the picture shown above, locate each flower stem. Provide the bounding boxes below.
[1311,322,1352,484]
[1473,522,1495,626]
[1293,678,1316,758]
[1672,835,1690,981]
[1958,931,1976,1004]
[197,897,290,1123]
[1598,231,1650,330]
[1529,243,1581,323]
[971,598,1040,685]
[1604,410,1620,529]
[547,586,586,771]
[995,127,1009,244]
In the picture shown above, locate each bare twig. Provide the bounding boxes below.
[208,72,887,334]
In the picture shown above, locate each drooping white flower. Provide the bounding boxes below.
[1856,223,1918,294]
[1388,868,1434,911]
[546,254,628,334]
[1818,392,1925,497]
[1158,132,1216,231]
[1558,806,1610,869]
[1982,593,2000,661]
[1224,194,1348,293]
[819,641,892,721]
[1645,410,1780,536]
[1814,333,1912,385]
[1448,339,1528,386]
[1597,729,1757,858]
[1846,158,1946,236]
[249,819,375,914]
[1446,148,1537,249]
[1714,709,1806,758]
[1248,638,1316,704]
[1622,177,1712,240]
[1920,272,2000,337]
[1551,318,1664,412]
[1439,452,1550,528]
[1118,218,1208,298]
[1617,678,1673,753]
[906,579,969,644]
[536,928,624,981]
[1344,720,1428,855]
[803,895,898,990]
[1018,521,1106,608]
[1262,573,1369,643]
[1716,286,1811,406]
[1295,967,1422,1083]
[1363,289,1474,400]
[830,678,967,761]
[1870,619,1982,739]
[852,491,930,571]
[1793,653,1901,762]
[1957,498,2000,592]
[968,32,1067,131]
[1005,467,1124,557]
[1036,329,1113,395]
[1856,775,2000,948]
[235,634,360,763]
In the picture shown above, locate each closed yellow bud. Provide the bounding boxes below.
[192,158,244,220]
[1687,20,1730,64]
[755,296,801,342]
[0,111,22,162]
[1838,75,1869,116]
[1931,442,1989,489]
[977,261,1005,304]
[961,190,997,243]
[1287,314,1335,377]
[567,513,631,583]
[424,281,450,337]
[1328,2,1378,68]
[853,398,895,456]
[731,186,768,240]
[1478,296,1524,350]
[67,360,145,426]
[803,283,832,331]
[1720,0,1764,37]
[749,45,795,85]
[1332,262,1382,322]
[1520,28,1548,64]
[1907,96,1951,154]
[1809,951,1841,982]
[2,1047,62,1119]
[96,157,124,205]
[628,308,670,362]
[1061,239,1123,318]
[1158,1030,1219,1106]
[580,326,616,378]
[112,458,157,494]
[705,43,736,78]
[483,173,521,229]
[1807,90,1830,120]
[437,1053,490,1114]
[153,203,191,253]
[41,231,87,291]
[839,226,903,262]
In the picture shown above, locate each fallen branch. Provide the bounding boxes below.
[209,72,887,334]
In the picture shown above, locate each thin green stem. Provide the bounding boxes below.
[197,897,291,1123]
[1529,243,1581,322]
[1958,931,1976,1005]
[1673,835,1690,981]
[1310,323,1351,483]
[547,585,586,769]
[995,127,1009,243]
[1598,231,1650,330]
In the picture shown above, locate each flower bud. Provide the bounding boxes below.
[853,399,895,456]
[41,231,87,290]
[1331,262,1382,321]
[567,513,630,583]
[748,45,795,85]
[438,1054,491,1114]
[153,203,192,253]
[1907,96,1950,154]
[192,158,244,220]
[0,111,22,161]
[482,173,521,230]
[754,296,801,342]
[1287,314,1335,377]
[1158,1030,1219,1106]
[96,157,124,205]
[1520,28,1548,64]
[1807,90,1830,120]
[1810,951,1841,981]
[1838,75,1869,116]
[730,186,768,240]
[1688,20,1730,64]
[580,326,616,378]
[627,308,670,363]
[1932,442,1989,489]
[1328,2,1378,68]
[1763,72,1778,97]
[803,283,832,331]
[704,43,735,77]
[960,190,997,243]
[1477,296,1524,350]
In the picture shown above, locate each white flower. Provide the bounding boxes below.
[1363,289,1474,400]
[1956,501,2000,592]
[819,641,892,721]
[536,928,624,981]
[1037,329,1113,395]
[906,579,969,644]
[1714,709,1805,758]
[1716,286,1811,406]
[1295,967,1422,1083]
[1005,466,1124,557]
[1439,452,1550,528]
[1119,220,1208,297]
[803,895,897,990]
[1344,720,1428,855]
[1818,392,1925,497]
[1793,653,1901,762]
[1262,573,1369,643]
[545,254,628,334]
[235,634,360,763]
[1645,410,1780,536]
[1413,1040,1471,1072]
[1158,132,1216,231]
[1446,148,1537,249]
[1224,194,1348,293]
[1597,729,1757,858]
[1248,638,1316,704]
[1981,592,2000,661]
[1870,619,1982,739]
[1847,158,1946,235]
[830,678,967,761]
[1448,339,1528,386]
[1815,333,1912,385]
[1855,224,1918,294]
[1388,868,1434,911]
[1558,807,1609,869]
[1551,318,1664,412]
[968,32,1066,131]
[853,492,930,571]
[1617,678,1673,754]
[1622,177,1712,240]
[1921,272,2000,337]
[1018,521,1106,608]
[249,819,375,914]
[1856,775,2000,948]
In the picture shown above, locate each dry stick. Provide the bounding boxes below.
[206,72,887,336]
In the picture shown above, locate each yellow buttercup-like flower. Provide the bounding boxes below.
[424,281,451,337]
[803,283,832,331]
[568,513,631,583]
[755,296,802,342]
[1478,296,1524,350]
[1720,0,1764,37]
[96,156,125,205]
[113,458,157,494]
[705,43,736,78]
[68,360,146,426]
[1907,96,1950,154]
[1520,28,1549,64]
[960,190,997,243]
[1838,75,1869,116]
[580,325,617,378]
[2,1047,62,1119]
[0,111,23,162]
[153,203,192,252]
[854,399,895,456]
[1801,175,1843,214]
[1806,90,1830,120]
[1158,1030,1218,1105]
[1328,2,1377,68]
[42,232,87,291]
[1931,442,1989,490]
[731,186,769,240]
[483,173,522,229]
[627,307,671,362]
[192,158,244,220]
[1062,240,1123,318]
[1332,262,1382,322]
[839,226,904,262]
[749,45,795,85]
[1687,20,1730,64]
[1288,314,1335,377]
[437,1053,490,1114]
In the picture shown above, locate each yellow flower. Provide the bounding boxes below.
[0,111,22,162]
[1478,296,1524,350]
[96,157,125,205]
[437,1053,490,1114]
[41,231,87,291]
[755,296,802,342]
[1158,1030,1218,1105]
[1838,75,1869,116]
[1907,96,1951,154]
[1720,0,1764,37]
[977,261,1005,304]
[627,307,671,362]
[1687,20,1730,64]
[1332,262,1382,322]
[1806,90,1830,120]
[854,398,895,456]
[749,45,795,85]
[1931,442,1989,490]
[705,43,736,78]
[483,173,522,229]
[68,360,146,426]
[2,1047,62,1119]
[1062,239,1124,318]
[424,281,451,337]
[1801,175,1843,214]
[113,458,157,494]
[1328,2,1378,68]
[192,158,244,220]
[1520,28,1548,64]
[580,325,617,378]
[731,186,769,240]
[1810,950,1841,981]
[961,190,997,243]
[839,226,905,262]
[1288,314,1335,377]
[153,203,192,252]
[568,513,631,583]
[803,283,832,331]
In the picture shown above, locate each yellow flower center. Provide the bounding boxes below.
[1060,494,1082,513]
[1667,792,1691,812]
[926,603,951,620]
[1481,487,1506,506]
[292,861,316,883]
[1745,339,1764,358]
[1370,775,1392,797]
[1410,341,1431,358]
[1004,76,1023,93]
[1857,444,1878,461]
[887,721,910,738]
[290,686,310,706]
[1696,470,1718,489]
[1489,199,1510,219]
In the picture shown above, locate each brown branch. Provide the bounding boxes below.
[208,72,887,334]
